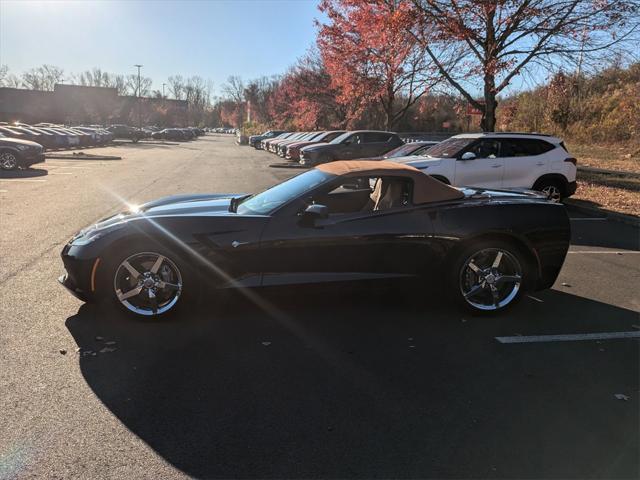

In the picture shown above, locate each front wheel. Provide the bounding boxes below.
[0,151,19,170]
[103,248,196,318]
[449,240,527,314]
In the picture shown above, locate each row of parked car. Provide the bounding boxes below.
[0,122,115,150]
[248,129,578,201]
[212,127,237,134]
[0,122,207,170]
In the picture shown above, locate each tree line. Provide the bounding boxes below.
[218,0,639,133]
[2,0,638,133]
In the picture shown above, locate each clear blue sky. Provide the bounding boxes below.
[0,0,323,95]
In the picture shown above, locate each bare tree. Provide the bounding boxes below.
[412,0,640,131]
[221,75,245,103]
[125,74,153,97]
[167,75,185,100]
[21,64,65,91]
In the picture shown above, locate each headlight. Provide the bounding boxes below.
[16,145,30,151]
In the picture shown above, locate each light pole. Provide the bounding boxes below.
[134,64,143,129]
[162,83,166,99]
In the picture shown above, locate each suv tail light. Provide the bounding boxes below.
[564,157,577,166]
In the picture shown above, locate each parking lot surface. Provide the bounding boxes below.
[1,135,638,479]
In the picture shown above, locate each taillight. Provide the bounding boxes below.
[564,157,577,166]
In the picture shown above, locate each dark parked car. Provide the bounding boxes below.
[0,133,46,170]
[249,130,286,149]
[261,132,293,151]
[59,160,570,318]
[152,128,190,141]
[107,125,146,142]
[285,130,347,161]
[268,132,308,153]
[299,130,403,166]
[277,132,324,157]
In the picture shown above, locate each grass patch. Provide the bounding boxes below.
[567,142,640,173]
[573,170,640,216]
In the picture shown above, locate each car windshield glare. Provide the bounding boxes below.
[237,169,332,215]
[330,132,352,144]
[423,138,474,158]
[385,144,420,158]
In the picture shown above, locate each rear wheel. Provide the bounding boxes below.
[533,179,565,202]
[449,240,527,314]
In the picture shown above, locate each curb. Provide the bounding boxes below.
[578,166,639,177]
[564,200,639,227]
[46,154,122,160]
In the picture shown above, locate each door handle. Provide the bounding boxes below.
[491,164,501,168]
[536,162,545,166]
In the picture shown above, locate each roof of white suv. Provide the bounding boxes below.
[452,132,562,143]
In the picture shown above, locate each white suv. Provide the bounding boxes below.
[395,133,577,201]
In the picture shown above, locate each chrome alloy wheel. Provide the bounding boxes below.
[541,184,562,202]
[113,252,183,316]
[459,248,522,311]
[0,152,18,170]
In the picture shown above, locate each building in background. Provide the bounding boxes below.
[0,84,189,126]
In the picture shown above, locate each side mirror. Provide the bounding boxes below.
[300,204,329,226]
[460,152,476,160]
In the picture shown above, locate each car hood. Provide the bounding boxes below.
[301,142,330,152]
[0,137,43,148]
[288,140,317,149]
[460,186,548,201]
[91,193,243,229]
[394,155,442,169]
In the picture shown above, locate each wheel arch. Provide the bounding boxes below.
[532,173,569,195]
[445,231,542,289]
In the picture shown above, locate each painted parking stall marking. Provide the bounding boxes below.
[567,251,640,254]
[496,331,640,344]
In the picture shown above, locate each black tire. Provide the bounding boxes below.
[448,239,529,315]
[533,178,565,202]
[99,243,200,320]
[0,150,20,171]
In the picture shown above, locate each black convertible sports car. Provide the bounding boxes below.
[59,160,570,318]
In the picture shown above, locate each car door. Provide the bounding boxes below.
[500,138,554,188]
[362,132,396,157]
[257,176,436,286]
[454,139,505,188]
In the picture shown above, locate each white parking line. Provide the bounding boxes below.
[0,189,7,193]
[496,331,640,344]
[568,251,640,254]
[526,295,544,302]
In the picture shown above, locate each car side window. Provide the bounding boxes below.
[344,134,361,145]
[500,138,555,157]
[309,176,411,215]
[363,132,392,143]
[467,140,500,159]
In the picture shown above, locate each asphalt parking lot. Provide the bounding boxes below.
[0,134,638,479]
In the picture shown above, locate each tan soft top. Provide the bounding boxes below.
[316,160,464,204]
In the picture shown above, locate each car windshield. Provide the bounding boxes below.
[237,169,331,215]
[330,132,352,144]
[423,138,474,158]
[384,143,423,158]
